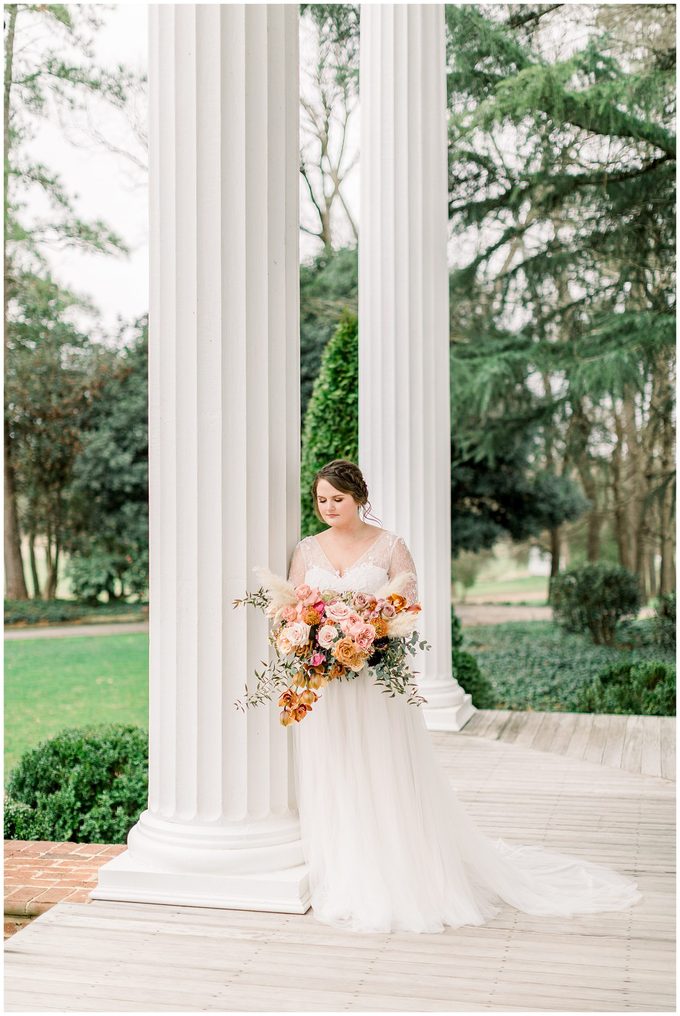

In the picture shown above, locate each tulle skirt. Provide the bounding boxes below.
[292,666,643,934]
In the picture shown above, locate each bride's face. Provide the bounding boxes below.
[315,478,359,528]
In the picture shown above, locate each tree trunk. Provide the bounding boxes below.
[611,405,634,570]
[659,413,676,595]
[3,6,28,600]
[4,420,28,598]
[647,550,658,600]
[47,540,60,599]
[549,526,560,576]
[28,530,41,598]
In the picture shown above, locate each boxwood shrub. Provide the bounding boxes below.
[453,648,495,709]
[653,592,676,652]
[4,723,148,843]
[575,660,676,716]
[549,562,642,645]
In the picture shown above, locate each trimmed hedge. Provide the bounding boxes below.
[4,724,148,843]
[576,660,676,716]
[5,598,147,627]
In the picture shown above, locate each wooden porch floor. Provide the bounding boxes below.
[459,708,675,781]
[5,726,675,1012]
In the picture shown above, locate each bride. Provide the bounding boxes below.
[287,458,643,935]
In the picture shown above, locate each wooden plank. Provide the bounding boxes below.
[660,717,676,781]
[564,711,594,760]
[484,708,513,739]
[497,709,529,744]
[622,713,645,773]
[530,711,565,753]
[511,709,547,747]
[583,713,611,765]
[601,714,628,770]
[640,715,662,777]
[548,711,581,755]
[458,710,490,736]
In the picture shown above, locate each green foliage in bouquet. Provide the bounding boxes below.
[549,562,642,646]
[4,724,148,843]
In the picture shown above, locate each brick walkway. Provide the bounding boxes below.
[4,841,125,939]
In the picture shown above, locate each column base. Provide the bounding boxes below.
[420,681,476,732]
[91,849,311,915]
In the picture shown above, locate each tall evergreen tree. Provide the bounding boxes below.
[446,3,675,591]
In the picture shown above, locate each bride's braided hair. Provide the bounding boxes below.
[311,459,382,525]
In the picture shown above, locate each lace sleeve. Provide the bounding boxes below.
[287,541,307,588]
[388,535,419,604]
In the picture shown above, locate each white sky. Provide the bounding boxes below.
[30,4,149,340]
[32,3,360,341]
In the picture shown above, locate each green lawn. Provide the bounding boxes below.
[455,574,550,602]
[4,633,148,785]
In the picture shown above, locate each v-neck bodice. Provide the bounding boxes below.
[288,528,419,601]
[312,529,389,579]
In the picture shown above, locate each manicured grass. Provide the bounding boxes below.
[4,633,148,784]
[462,619,675,712]
[456,575,550,601]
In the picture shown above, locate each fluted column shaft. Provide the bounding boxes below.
[93,3,309,913]
[359,4,473,731]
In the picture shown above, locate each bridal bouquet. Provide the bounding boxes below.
[233,569,430,725]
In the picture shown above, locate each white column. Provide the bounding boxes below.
[359,4,474,732]
[93,4,309,913]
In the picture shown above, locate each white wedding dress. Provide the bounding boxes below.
[287,528,643,934]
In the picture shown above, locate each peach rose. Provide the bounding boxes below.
[332,637,368,673]
[294,584,312,601]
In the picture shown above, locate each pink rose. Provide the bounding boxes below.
[317,624,338,648]
[310,652,326,667]
[380,603,396,619]
[353,623,376,650]
[326,601,351,622]
[352,592,370,609]
[303,587,321,606]
[281,606,298,622]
